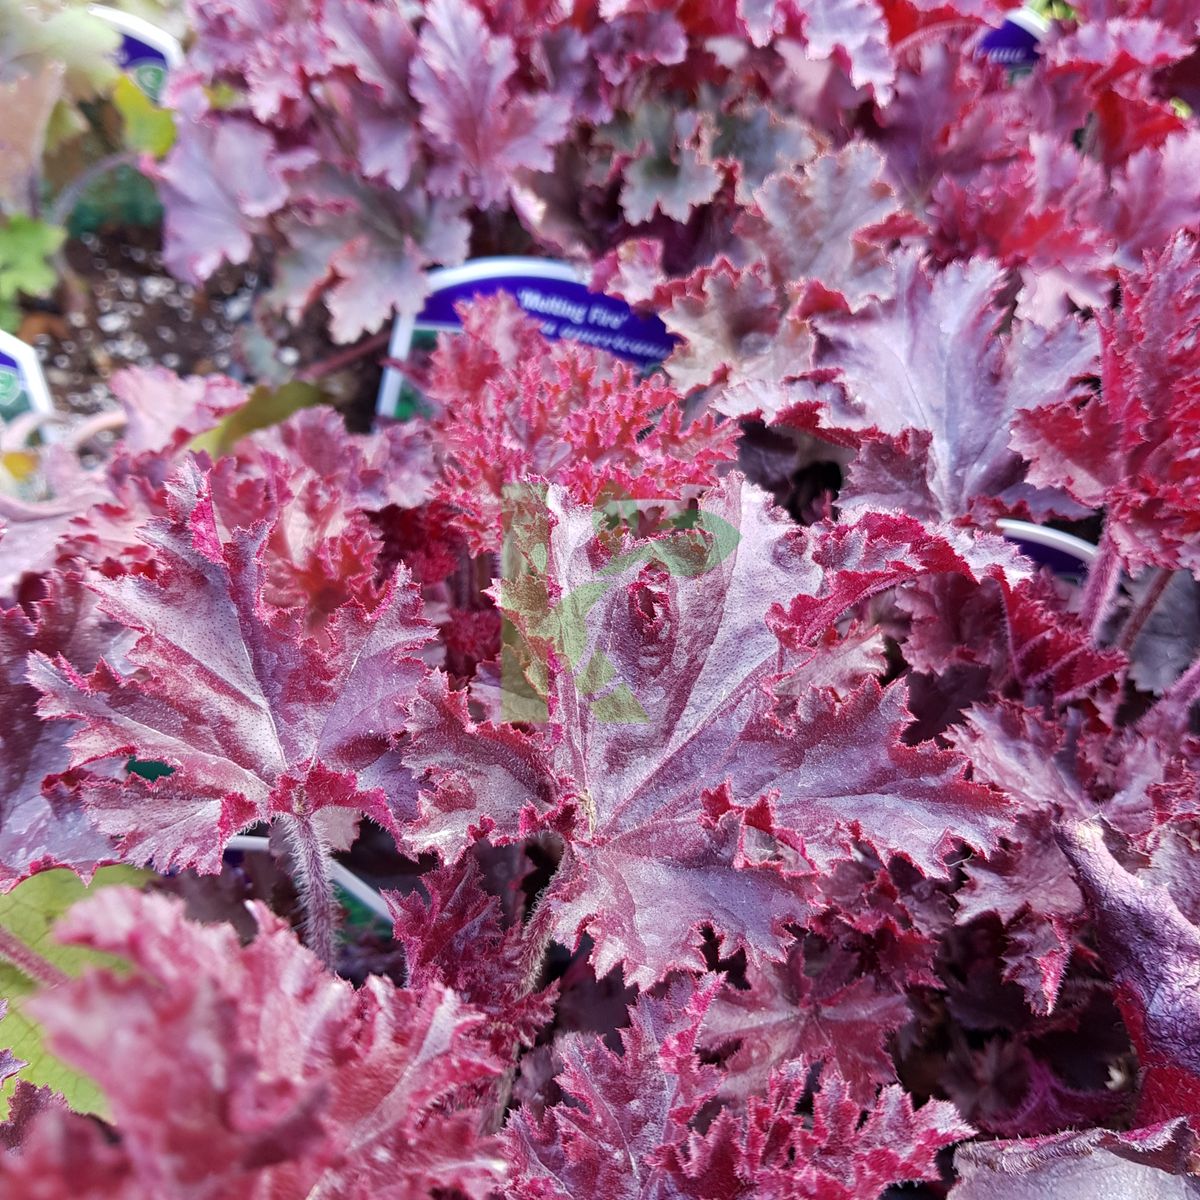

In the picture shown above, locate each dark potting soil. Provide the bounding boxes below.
[21,227,256,416]
[19,226,384,433]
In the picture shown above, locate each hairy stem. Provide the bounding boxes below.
[893,18,979,63]
[298,329,391,382]
[280,814,339,969]
[518,886,557,996]
[0,927,68,989]
[1116,568,1172,654]
[1078,528,1122,643]
[1161,653,1200,725]
[483,872,558,1134]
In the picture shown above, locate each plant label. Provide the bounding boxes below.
[377,257,675,420]
[0,330,53,423]
[88,5,183,102]
[977,7,1049,69]
[997,518,1096,582]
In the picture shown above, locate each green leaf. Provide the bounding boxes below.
[113,75,176,157]
[190,380,324,458]
[206,81,245,110]
[0,866,150,1118]
[0,216,66,308]
[126,757,174,781]
[0,4,120,99]
[590,682,649,725]
[337,886,390,936]
[1033,0,1076,17]
[66,164,162,237]
[0,297,20,335]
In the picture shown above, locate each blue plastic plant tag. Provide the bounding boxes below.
[997,519,1096,583]
[0,331,53,423]
[377,257,676,420]
[978,7,1049,69]
[88,5,183,102]
[1009,538,1088,576]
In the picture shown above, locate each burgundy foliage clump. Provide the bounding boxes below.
[3,0,1200,1195]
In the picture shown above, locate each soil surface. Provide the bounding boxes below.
[18,225,384,431]
[21,227,256,415]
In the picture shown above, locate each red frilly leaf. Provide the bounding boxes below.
[1058,820,1200,1125]
[13,887,505,1198]
[410,475,1014,987]
[0,575,121,890]
[29,460,434,873]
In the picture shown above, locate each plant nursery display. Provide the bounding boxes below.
[1,0,1200,1196]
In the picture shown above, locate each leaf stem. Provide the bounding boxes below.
[483,871,558,1134]
[1116,568,1172,654]
[518,886,557,996]
[297,328,392,382]
[1078,528,1122,643]
[0,927,68,990]
[1161,653,1200,724]
[280,815,339,968]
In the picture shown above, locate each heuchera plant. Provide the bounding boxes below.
[2,0,1200,1196]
